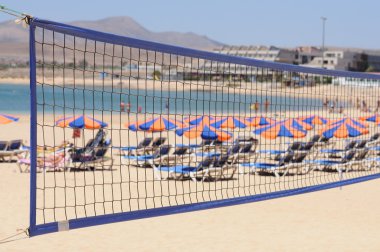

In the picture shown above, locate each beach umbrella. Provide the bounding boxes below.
[320,118,369,139]
[176,124,232,141]
[328,117,368,128]
[280,118,313,131]
[126,116,186,132]
[210,116,251,129]
[183,115,215,125]
[0,114,19,124]
[253,119,309,140]
[299,115,328,125]
[359,114,380,124]
[56,115,108,129]
[246,116,276,127]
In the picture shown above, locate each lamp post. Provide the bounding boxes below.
[321,17,327,68]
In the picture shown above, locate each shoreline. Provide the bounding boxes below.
[0,78,30,85]
[1,77,380,111]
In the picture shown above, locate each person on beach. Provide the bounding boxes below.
[339,105,344,114]
[264,99,270,113]
[165,99,169,113]
[138,106,142,113]
[323,97,328,108]
[250,100,260,113]
[126,102,131,114]
[362,100,367,112]
[356,98,361,110]
[329,101,335,113]
[120,101,125,112]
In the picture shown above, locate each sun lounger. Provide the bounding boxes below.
[130,137,167,156]
[191,139,223,153]
[239,152,294,178]
[319,140,357,158]
[149,146,193,167]
[364,155,380,171]
[259,142,302,159]
[70,137,113,171]
[18,152,68,173]
[355,139,368,149]
[123,144,171,167]
[365,133,380,147]
[191,155,224,181]
[175,143,200,149]
[0,139,28,162]
[217,155,238,180]
[347,148,370,171]
[152,157,214,181]
[192,140,230,162]
[0,141,8,151]
[233,142,258,163]
[312,135,334,148]
[36,141,73,156]
[305,150,357,176]
[118,137,153,155]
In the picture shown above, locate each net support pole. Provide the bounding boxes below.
[28,19,37,236]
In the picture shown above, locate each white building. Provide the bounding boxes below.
[332,75,380,87]
[302,50,358,70]
[214,45,297,64]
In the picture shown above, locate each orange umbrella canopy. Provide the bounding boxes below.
[0,114,19,124]
[253,119,309,140]
[176,123,232,141]
[126,116,186,132]
[56,115,108,129]
[320,118,369,139]
[176,115,232,141]
[246,116,276,127]
[183,115,215,125]
[210,116,251,129]
[299,115,329,125]
[359,114,380,124]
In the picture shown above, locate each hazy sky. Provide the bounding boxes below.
[1,0,379,49]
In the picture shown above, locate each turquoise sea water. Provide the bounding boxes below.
[0,84,322,115]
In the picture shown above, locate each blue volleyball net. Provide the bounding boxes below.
[28,18,380,236]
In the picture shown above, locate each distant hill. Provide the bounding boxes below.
[0,16,224,63]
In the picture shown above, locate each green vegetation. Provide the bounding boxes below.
[366,65,376,72]
[152,70,161,80]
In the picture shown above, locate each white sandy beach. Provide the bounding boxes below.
[1,3,380,250]
[0,163,379,252]
[0,111,380,251]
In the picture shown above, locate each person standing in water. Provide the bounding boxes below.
[264,98,270,113]
[250,100,260,113]
[165,99,170,113]
[323,97,328,108]
[120,101,125,112]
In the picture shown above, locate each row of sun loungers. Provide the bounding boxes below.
[0,140,28,162]
[120,133,380,181]
[6,130,380,180]
[240,134,380,178]
[17,129,113,173]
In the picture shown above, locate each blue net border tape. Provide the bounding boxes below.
[31,18,380,81]
[28,172,380,237]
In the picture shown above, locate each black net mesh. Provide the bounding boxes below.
[27,21,380,228]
